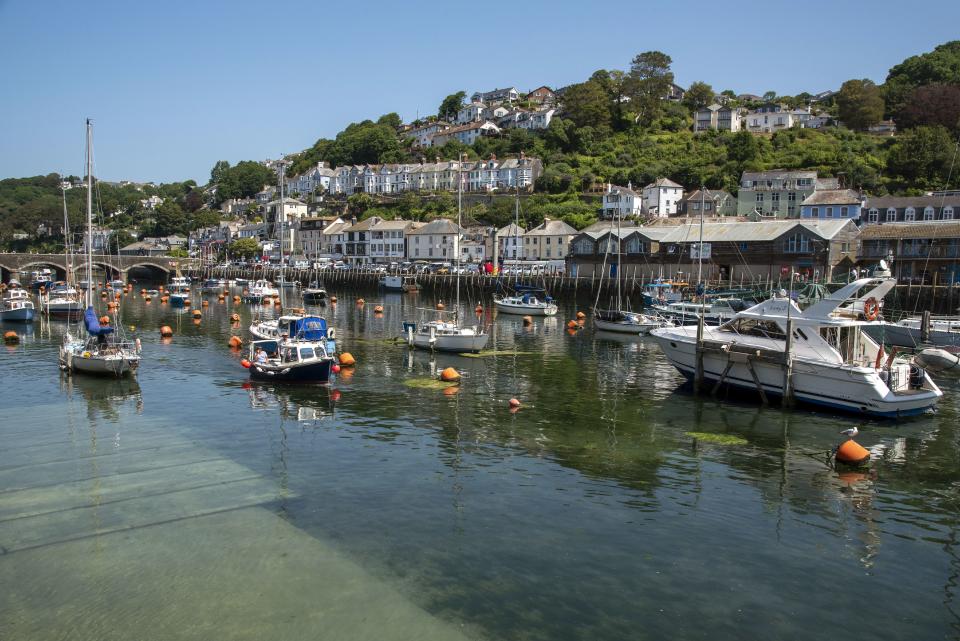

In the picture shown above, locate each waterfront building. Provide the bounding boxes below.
[406,219,462,261]
[861,195,959,224]
[859,221,960,284]
[800,189,864,221]
[737,169,839,218]
[523,218,577,261]
[495,222,526,260]
[297,216,344,260]
[369,219,414,263]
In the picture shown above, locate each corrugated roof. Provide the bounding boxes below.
[861,221,960,240]
[657,219,853,243]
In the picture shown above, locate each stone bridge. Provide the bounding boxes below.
[0,253,199,281]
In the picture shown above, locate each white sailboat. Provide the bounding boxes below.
[59,119,141,377]
[403,154,489,353]
[593,210,668,334]
[41,188,84,319]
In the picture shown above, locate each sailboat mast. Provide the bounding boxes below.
[85,119,93,308]
[616,206,622,308]
[62,187,72,285]
[455,153,462,324]
[696,187,705,290]
[278,158,286,308]
[514,181,520,262]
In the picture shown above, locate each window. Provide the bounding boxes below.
[840,207,848,217]
[573,238,594,255]
[811,207,819,217]
[905,207,915,222]
[924,206,935,221]
[868,208,879,223]
[826,207,833,218]
[756,193,764,203]
[785,233,810,253]
[704,202,712,211]
[771,193,780,203]
[886,208,897,222]
[945,207,955,220]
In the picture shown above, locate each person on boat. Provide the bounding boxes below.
[255,348,267,364]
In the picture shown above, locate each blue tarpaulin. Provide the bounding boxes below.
[83,306,114,336]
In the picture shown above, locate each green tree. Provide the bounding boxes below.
[561,80,612,128]
[885,40,960,118]
[627,51,674,127]
[217,161,276,202]
[887,125,959,190]
[190,209,221,230]
[210,160,230,185]
[727,130,760,164]
[835,79,885,130]
[377,112,402,129]
[762,90,777,102]
[682,81,715,111]
[229,237,260,260]
[438,91,467,121]
[327,120,403,165]
[153,200,187,236]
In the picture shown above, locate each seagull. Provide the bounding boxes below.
[839,426,859,439]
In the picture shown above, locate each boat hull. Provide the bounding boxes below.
[650,331,940,418]
[1,308,35,322]
[494,301,558,316]
[409,332,489,353]
[303,291,327,304]
[863,322,960,351]
[61,348,140,377]
[249,358,333,383]
[593,317,658,334]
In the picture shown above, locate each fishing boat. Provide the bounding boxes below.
[380,275,418,292]
[302,281,327,304]
[60,119,141,378]
[402,153,489,353]
[250,313,336,349]
[1,288,35,322]
[29,269,53,291]
[494,285,558,316]
[247,316,337,383]
[242,279,279,303]
[651,278,942,417]
[168,275,191,307]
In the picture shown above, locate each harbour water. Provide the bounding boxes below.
[1,286,959,640]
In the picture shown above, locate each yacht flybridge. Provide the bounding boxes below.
[651,278,942,418]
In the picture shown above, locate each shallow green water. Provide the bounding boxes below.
[1,285,959,640]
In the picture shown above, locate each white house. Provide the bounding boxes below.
[82,226,112,252]
[471,87,520,105]
[406,121,451,148]
[406,219,461,261]
[140,195,164,210]
[642,178,684,217]
[515,108,555,130]
[601,184,644,219]
[496,222,525,259]
[286,162,336,197]
[456,102,486,124]
[431,121,500,146]
[368,219,413,263]
[522,218,577,261]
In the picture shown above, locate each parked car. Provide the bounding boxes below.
[292,260,309,269]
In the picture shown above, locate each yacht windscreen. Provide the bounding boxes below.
[720,318,786,340]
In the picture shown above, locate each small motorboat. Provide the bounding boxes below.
[1,288,35,322]
[302,281,327,304]
[242,279,279,303]
[247,316,337,383]
[381,275,419,293]
[200,278,227,293]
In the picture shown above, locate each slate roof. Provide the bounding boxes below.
[860,221,960,240]
[525,219,578,236]
[801,189,863,206]
[863,195,960,209]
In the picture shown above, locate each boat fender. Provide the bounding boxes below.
[863,297,880,321]
[82,351,91,358]
[135,338,142,353]
[281,368,290,375]
[327,328,336,340]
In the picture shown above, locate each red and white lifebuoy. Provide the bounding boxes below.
[863,297,880,321]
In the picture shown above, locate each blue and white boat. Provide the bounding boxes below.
[247,316,337,383]
[1,289,35,322]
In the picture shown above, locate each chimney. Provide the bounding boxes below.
[489,153,496,161]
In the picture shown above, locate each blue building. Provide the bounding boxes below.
[800,189,863,222]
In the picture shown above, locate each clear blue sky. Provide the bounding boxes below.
[1,0,957,184]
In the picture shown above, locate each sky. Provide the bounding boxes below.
[1,0,958,184]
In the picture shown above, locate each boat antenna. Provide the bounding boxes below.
[85,118,93,309]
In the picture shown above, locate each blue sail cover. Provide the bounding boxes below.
[83,306,115,336]
[290,316,327,340]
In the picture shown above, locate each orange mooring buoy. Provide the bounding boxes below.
[159,325,173,337]
[475,304,483,314]
[228,335,243,349]
[356,298,365,306]
[436,302,445,310]
[523,315,533,326]
[4,330,19,344]
[330,296,338,304]
[508,398,521,408]
[576,311,586,320]
[440,367,461,382]
[99,315,110,325]
[566,320,578,330]
[230,313,240,322]
[836,439,870,465]
[339,352,356,366]
[233,295,241,303]
[374,305,384,314]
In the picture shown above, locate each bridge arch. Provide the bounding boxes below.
[10,260,68,281]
